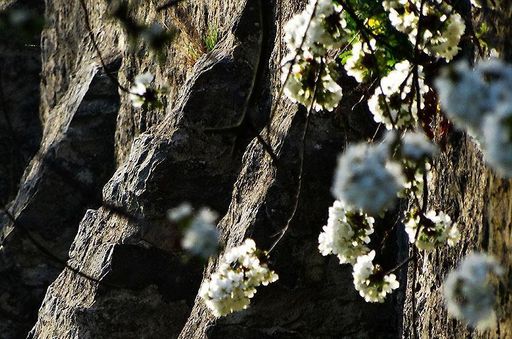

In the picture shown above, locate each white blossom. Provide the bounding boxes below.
[284,0,346,56]
[435,59,512,138]
[181,208,220,259]
[368,60,428,129]
[435,62,491,137]
[344,39,376,83]
[167,202,193,222]
[318,200,375,265]
[332,139,405,215]
[470,0,483,8]
[383,0,465,61]
[443,253,504,329]
[429,13,465,61]
[129,72,155,108]
[199,239,279,317]
[404,210,460,251]
[353,250,400,303]
[399,132,436,198]
[401,131,439,161]
[482,103,512,177]
[401,162,433,201]
[167,203,220,259]
[436,59,512,177]
[282,53,342,112]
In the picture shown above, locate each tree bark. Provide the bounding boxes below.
[0,0,510,338]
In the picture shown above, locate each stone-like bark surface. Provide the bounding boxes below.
[29,1,267,337]
[0,0,43,205]
[28,0,402,338]
[0,60,120,337]
[2,0,510,338]
[401,2,512,338]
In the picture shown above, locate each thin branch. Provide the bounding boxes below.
[338,0,398,129]
[78,0,133,94]
[376,212,402,252]
[203,0,279,166]
[267,58,323,254]
[266,0,320,143]
[0,143,183,288]
[411,246,419,339]
[0,74,23,201]
[1,207,106,286]
[384,255,413,275]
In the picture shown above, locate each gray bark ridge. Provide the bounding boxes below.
[0,61,120,338]
[29,1,268,337]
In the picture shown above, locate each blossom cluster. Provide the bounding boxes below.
[318,198,399,302]
[368,60,428,129]
[284,0,346,56]
[383,0,466,61]
[318,200,375,265]
[199,239,278,317]
[129,72,163,109]
[331,138,405,215]
[399,131,438,199]
[323,142,403,303]
[443,253,504,329]
[167,203,220,259]
[323,130,459,302]
[282,0,346,111]
[343,39,377,84]
[436,59,512,177]
[283,54,343,112]
[404,209,460,251]
[401,131,439,161]
[353,251,400,303]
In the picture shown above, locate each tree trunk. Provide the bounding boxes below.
[0,0,510,338]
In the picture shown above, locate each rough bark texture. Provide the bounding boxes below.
[0,0,43,206]
[0,0,510,338]
[401,2,512,338]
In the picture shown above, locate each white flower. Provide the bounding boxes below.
[129,72,155,108]
[282,53,342,112]
[435,62,488,138]
[401,161,433,201]
[181,208,220,259]
[443,253,504,329]
[331,140,405,215]
[383,0,465,61]
[368,60,428,130]
[344,39,376,83]
[352,251,400,303]
[401,131,439,161]
[199,239,278,317]
[404,210,460,251]
[284,0,346,56]
[318,200,375,265]
[429,13,465,61]
[470,0,483,8]
[168,204,220,258]
[435,59,512,139]
[167,202,193,222]
[482,103,512,177]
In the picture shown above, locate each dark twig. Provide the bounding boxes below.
[1,207,106,286]
[338,0,397,129]
[411,246,418,339]
[78,0,133,94]
[267,59,322,254]
[384,255,413,275]
[203,0,279,166]
[266,0,319,143]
